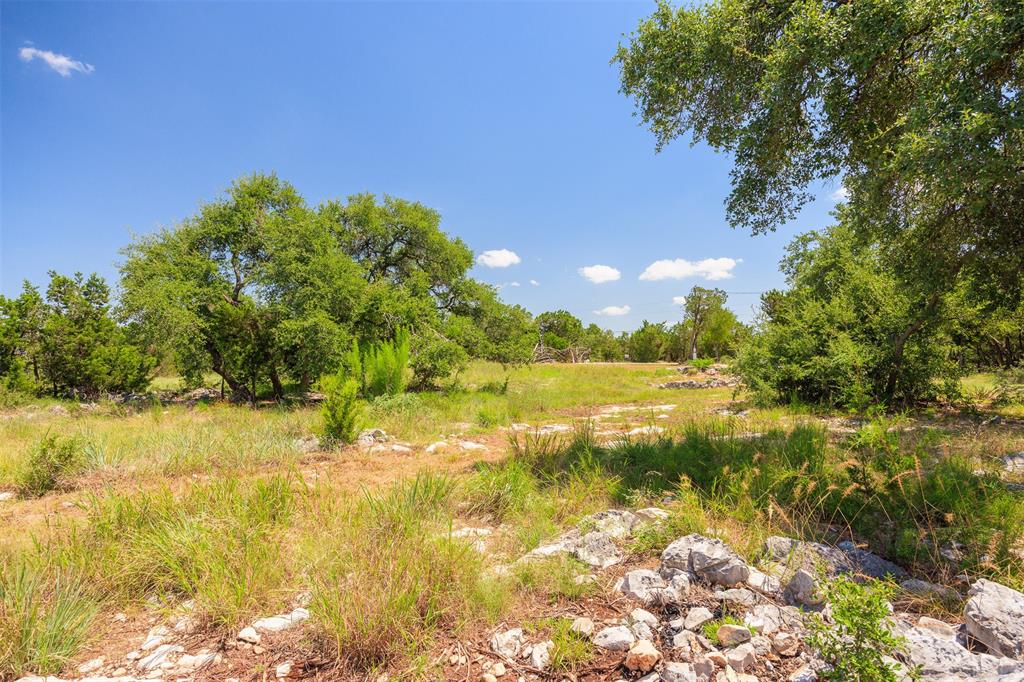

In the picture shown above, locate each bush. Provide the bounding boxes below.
[363,329,409,398]
[994,363,1024,405]
[321,375,362,446]
[807,576,917,682]
[19,434,83,498]
[410,334,467,389]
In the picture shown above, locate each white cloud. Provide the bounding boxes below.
[672,296,688,306]
[477,249,521,268]
[529,279,539,286]
[639,257,739,282]
[578,264,621,284]
[594,305,630,316]
[508,281,520,287]
[19,45,94,77]
[830,186,850,202]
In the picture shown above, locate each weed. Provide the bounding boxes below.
[18,434,83,497]
[807,576,919,682]
[702,615,753,645]
[320,375,362,446]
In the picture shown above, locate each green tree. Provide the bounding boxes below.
[535,310,584,350]
[628,321,668,362]
[736,222,959,408]
[617,0,1024,397]
[680,286,727,361]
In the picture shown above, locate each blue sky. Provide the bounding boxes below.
[1,1,843,330]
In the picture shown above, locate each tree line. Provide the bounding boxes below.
[0,175,750,402]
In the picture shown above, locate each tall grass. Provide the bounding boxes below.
[307,473,507,669]
[0,561,97,677]
[48,476,297,629]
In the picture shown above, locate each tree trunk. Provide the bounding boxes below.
[883,291,941,402]
[208,343,252,403]
[269,365,284,401]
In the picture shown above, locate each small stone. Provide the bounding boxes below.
[571,617,594,636]
[624,640,662,673]
[788,665,817,682]
[722,588,758,609]
[574,573,598,585]
[78,656,105,674]
[490,628,526,658]
[276,661,293,678]
[482,675,498,682]
[237,626,260,643]
[631,607,660,628]
[0,491,14,502]
[726,643,756,673]
[707,651,728,667]
[716,624,752,646]
[253,645,266,655]
[530,640,552,670]
[491,661,506,677]
[593,625,636,651]
[661,661,698,682]
[684,607,715,631]
[771,632,800,657]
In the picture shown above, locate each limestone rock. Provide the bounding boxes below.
[771,632,800,657]
[571,617,595,637]
[237,627,260,644]
[530,640,552,670]
[619,568,686,605]
[661,661,700,682]
[594,625,636,651]
[899,621,1024,679]
[716,624,751,646]
[662,534,750,587]
[490,628,526,658]
[625,640,662,673]
[964,578,1024,659]
[1002,452,1024,474]
[585,509,642,538]
[684,606,715,631]
[725,642,756,673]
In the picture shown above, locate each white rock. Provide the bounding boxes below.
[490,628,526,658]
[237,626,261,644]
[684,607,715,631]
[137,644,182,672]
[965,579,1024,659]
[661,661,699,682]
[78,657,106,674]
[490,661,506,677]
[584,509,642,538]
[252,608,309,633]
[571,617,594,636]
[594,625,636,651]
[917,616,957,640]
[459,441,487,451]
[662,534,750,587]
[772,632,800,657]
[530,640,552,670]
[0,491,15,502]
[1001,452,1024,473]
[424,441,448,453]
[275,661,293,678]
[788,667,817,682]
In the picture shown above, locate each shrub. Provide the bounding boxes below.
[689,358,714,370]
[320,374,362,447]
[363,329,410,398]
[807,576,917,682]
[0,561,98,677]
[410,334,467,390]
[19,434,83,498]
[994,363,1024,405]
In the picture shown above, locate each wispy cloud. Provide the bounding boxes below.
[639,257,739,282]
[578,264,621,284]
[19,45,94,77]
[477,249,521,268]
[672,296,688,305]
[594,305,630,316]
[830,186,850,202]
[529,279,540,286]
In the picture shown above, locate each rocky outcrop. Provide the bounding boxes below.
[662,534,750,587]
[964,579,1024,659]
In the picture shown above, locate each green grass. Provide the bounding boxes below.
[1,363,1022,678]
